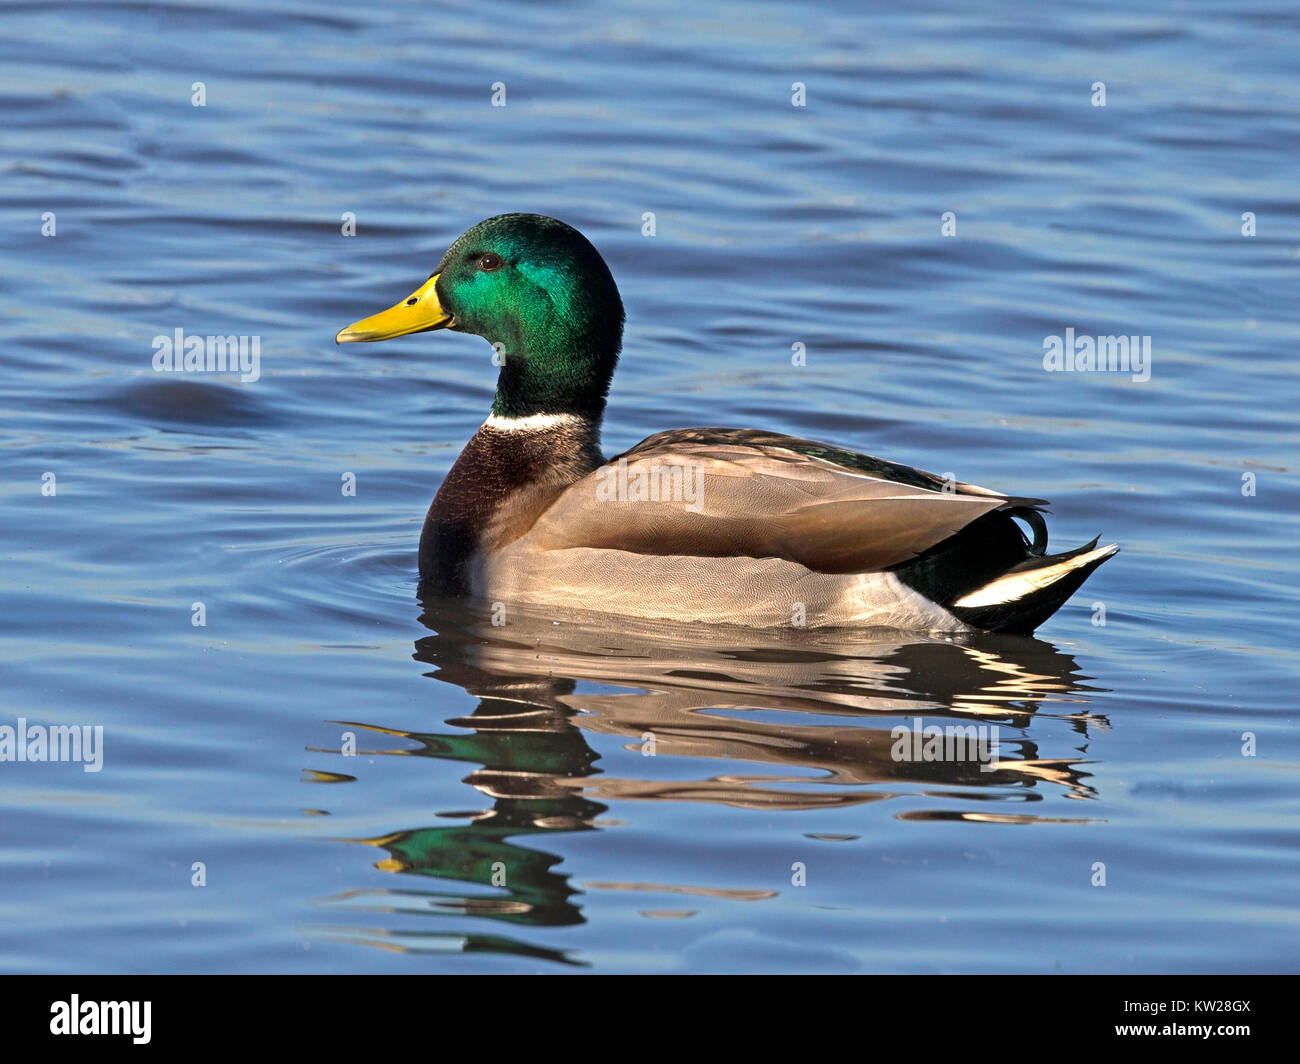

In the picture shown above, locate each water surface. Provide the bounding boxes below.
[1,0,1297,972]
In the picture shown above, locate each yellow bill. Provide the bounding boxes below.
[335,274,453,343]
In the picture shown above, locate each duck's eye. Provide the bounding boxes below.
[477,252,504,272]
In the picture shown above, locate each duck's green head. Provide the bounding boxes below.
[337,213,624,420]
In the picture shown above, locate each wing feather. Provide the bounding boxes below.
[512,428,1040,574]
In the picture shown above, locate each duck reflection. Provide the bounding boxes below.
[307,598,1109,962]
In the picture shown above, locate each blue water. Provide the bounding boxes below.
[2,0,1298,973]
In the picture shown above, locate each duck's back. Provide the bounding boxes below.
[442,426,1114,632]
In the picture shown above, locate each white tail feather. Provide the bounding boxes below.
[954,544,1119,608]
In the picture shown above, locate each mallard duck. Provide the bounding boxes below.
[338,213,1117,634]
